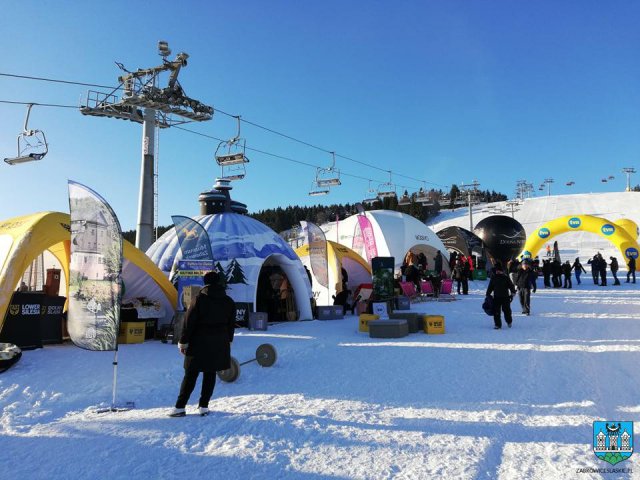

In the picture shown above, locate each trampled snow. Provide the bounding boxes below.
[2,193,640,479]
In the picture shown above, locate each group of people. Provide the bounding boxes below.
[586,253,636,286]
[401,249,447,292]
[451,254,474,295]
[486,258,536,329]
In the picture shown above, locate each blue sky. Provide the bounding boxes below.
[1,1,639,231]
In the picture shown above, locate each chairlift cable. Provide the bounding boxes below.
[0,72,120,91]
[0,99,78,109]
[1,71,445,188]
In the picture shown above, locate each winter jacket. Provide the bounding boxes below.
[562,263,572,276]
[434,253,443,273]
[628,257,636,272]
[514,268,536,290]
[180,284,237,372]
[610,258,619,273]
[572,261,586,274]
[486,271,516,299]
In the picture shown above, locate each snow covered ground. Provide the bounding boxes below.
[2,278,640,479]
[3,193,640,479]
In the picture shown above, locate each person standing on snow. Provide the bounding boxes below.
[434,251,443,275]
[515,259,536,315]
[486,262,516,329]
[587,255,599,285]
[609,257,620,285]
[572,257,586,285]
[562,260,572,288]
[170,271,236,417]
[627,256,636,284]
[597,253,607,286]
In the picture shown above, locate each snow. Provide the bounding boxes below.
[3,193,640,479]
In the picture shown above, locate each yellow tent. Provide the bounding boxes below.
[0,212,177,331]
[295,240,371,305]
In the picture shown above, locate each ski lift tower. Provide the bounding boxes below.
[543,178,554,197]
[623,167,636,192]
[80,41,213,251]
[460,179,480,230]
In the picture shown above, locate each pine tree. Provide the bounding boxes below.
[225,259,248,284]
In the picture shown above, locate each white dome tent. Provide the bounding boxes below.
[146,182,313,321]
[322,210,450,275]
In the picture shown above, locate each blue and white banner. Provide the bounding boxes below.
[171,215,214,261]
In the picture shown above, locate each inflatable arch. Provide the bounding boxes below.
[521,215,640,261]
[0,211,178,331]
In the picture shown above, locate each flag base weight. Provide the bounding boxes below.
[95,401,135,414]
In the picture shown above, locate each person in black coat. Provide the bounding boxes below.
[587,256,599,285]
[434,251,443,275]
[595,253,607,286]
[609,257,620,285]
[170,271,236,417]
[562,261,572,288]
[542,259,552,288]
[486,262,516,329]
[627,256,636,283]
[515,260,536,315]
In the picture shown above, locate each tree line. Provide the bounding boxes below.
[122,185,507,244]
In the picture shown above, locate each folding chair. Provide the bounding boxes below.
[399,281,421,302]
[419,280,437,300]
[438,279,456,301]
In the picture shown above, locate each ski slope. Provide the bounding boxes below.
[430,192,640,261]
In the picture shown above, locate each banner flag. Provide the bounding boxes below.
[300,221,328,288]
[171,215,214,261]
[67,181,123,351]
[356,214,378,262]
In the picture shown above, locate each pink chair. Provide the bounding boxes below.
[439,279,456,301]
[399,281,420,302]
[420,280,436,299]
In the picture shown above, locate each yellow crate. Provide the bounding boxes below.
[424,315,445,334]
[118,321,146,344]
[359,314,380,332]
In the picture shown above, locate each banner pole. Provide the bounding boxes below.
[111,347,119,410]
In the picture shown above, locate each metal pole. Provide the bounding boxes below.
[111,349,119,410]
[468,190,473,230]
[136,108,156,251]
[547,182,551,197]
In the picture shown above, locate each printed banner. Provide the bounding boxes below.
[357,214,378,262]
[177,259,215,310]
[172,215,214,261]
[300,221,328,288]
[67,181,123,351]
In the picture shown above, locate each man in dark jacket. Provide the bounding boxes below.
[486,262,516,329]
[515,260,536,315]
[627,256,636,284]
[170,271,236,417]
[434,251,443,275]
[610,257,620,285]
[562,261,572,288]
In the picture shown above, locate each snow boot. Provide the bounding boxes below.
[168,408,186,417]
[198,407,210,417]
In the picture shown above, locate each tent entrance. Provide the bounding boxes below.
[257,255,301,322]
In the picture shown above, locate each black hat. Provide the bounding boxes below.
[203,271,220,286]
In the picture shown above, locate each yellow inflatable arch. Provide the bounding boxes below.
[0,211,177,331]
[521,215,640,261]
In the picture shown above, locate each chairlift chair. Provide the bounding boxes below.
[4,104,49,165]
[415,186,432,205]
[215,116,249,181]
[315,151,341,187]
[601,178,607,183]
[362,180,379,205]
[377,171,397,198]
[398,190,411,206]
[608,175,615,180]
